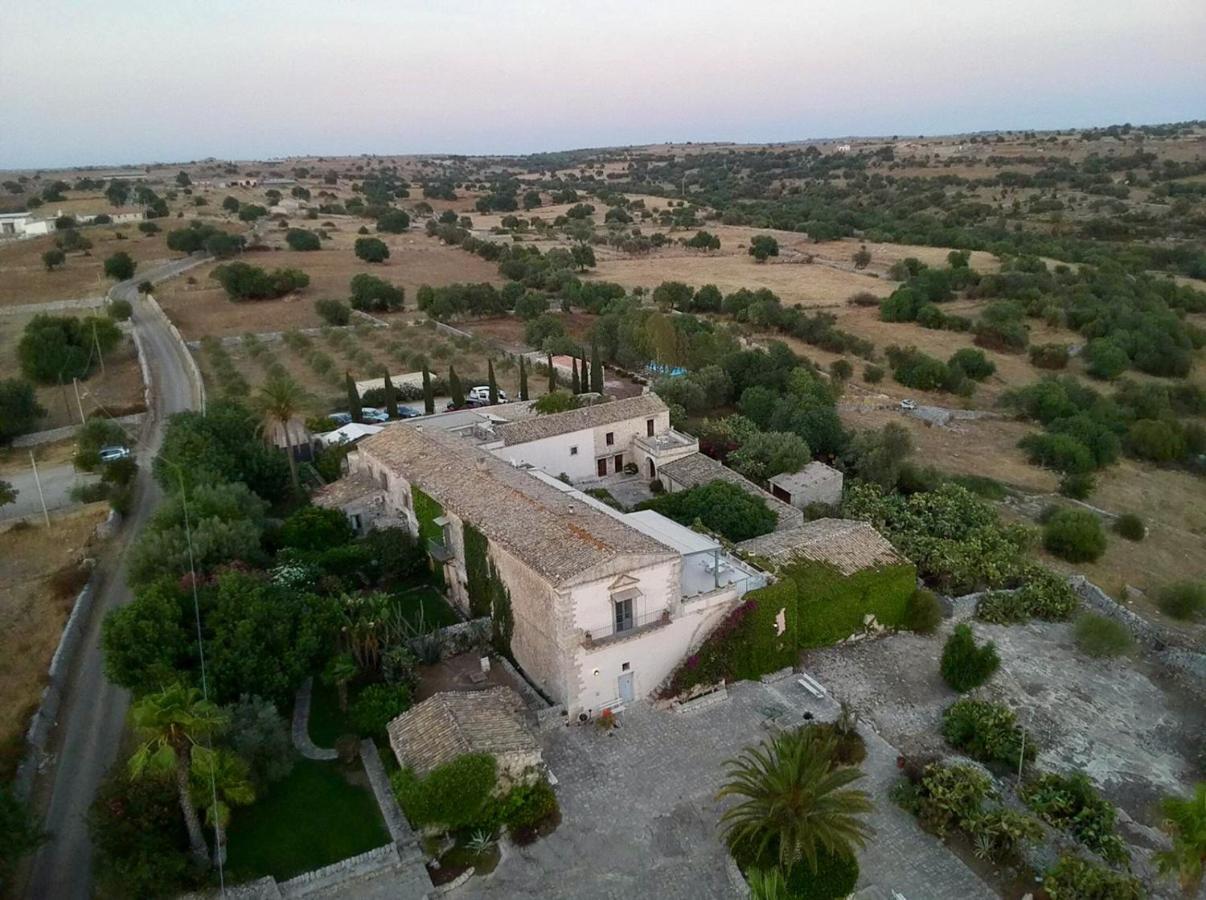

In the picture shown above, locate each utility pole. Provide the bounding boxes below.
[93,319,106,376]
[72,377,86,424]
[29,451,50,527]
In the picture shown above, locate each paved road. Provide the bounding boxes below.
[0,464,97,522]
[22,256,204,900]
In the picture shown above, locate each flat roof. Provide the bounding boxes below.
[769,461,843,494]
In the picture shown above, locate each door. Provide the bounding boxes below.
[618,671,635,704]
[648,459,656,478]
[597,458,607,477]
[613,453,623,472]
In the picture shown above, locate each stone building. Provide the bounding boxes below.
[768,461,844,510]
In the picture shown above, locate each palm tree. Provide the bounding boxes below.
[254,372,309,496]
[324,652,360,713]
[746,867,789,900]
[1156,782,1206,890]
[128,683,228,868]
[718,728,873,873]
[191,747,256,863]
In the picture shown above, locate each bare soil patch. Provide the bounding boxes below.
[157,229,502,339]
[0,504,108,774]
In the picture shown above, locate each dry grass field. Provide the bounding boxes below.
[157,227,502,339]
[0,504,108,776]
[0,312,146,430]
[0,227,175,307]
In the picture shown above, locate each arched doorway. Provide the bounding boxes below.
[648,459,656,478]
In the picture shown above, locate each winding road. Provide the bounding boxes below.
[21,256,204,900]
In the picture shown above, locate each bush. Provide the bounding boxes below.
[393,753,497,829]
[279,505,354,551]
[863,364,884,384]
[734,840,858,900]
[948,348,995,381]
[902,588,943,634]
[638,480,775,542]
[354,237,390,263]
[1074,613,1134,659]
[975,569,1078,624]
[940,624,999,692]
[315,297,351,325]
[19,314,121,383]
[1043,854,1142,900]
[349,273,404,311]
[225,694,295,787]
[942,698,1034,768]
[1029,343,1069,369]
[1155,581,1206,621]
[1112,513,1145,541]
[349,683,412,738]
[1021,772,1127,862]
[1058,471,1095,499]
[490,779,559,841]
[285,228,321,251]
[107,298,133,321]
[1043,509,1107,563]
[211,262,309,301]
[376,210,410,233]
[894,762,995,837]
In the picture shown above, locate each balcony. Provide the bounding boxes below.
[581,609,671,649]
[634,428,698,457]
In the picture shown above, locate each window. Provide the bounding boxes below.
[349,513,362,532]
[605,431,615,446]
[614,597,634,634]
[570,446,578,456]
[621,662,630,672]
[647,418,655,437]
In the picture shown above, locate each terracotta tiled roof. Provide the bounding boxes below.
[357,425,675,585]
[736,518,905,576]
[494,394,667,446]
[311,471,382,507]
[658,453,804,531]
[386,688,538,776]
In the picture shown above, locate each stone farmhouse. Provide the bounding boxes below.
[316,394,894,719]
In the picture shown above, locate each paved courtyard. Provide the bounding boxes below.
[462,678,994,900]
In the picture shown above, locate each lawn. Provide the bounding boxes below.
[397,584,460,630]
[307,678,350,748]
[224,758,389,882]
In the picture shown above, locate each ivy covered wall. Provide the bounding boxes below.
[412,486,444,546]
[463,521,514,656]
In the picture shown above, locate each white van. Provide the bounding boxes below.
[468,386,507,404]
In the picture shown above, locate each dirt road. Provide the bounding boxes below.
[21,256,203,900]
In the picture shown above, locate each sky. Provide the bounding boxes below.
[2,0,1204,169]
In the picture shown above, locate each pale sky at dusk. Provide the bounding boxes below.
[2,0,1203,169]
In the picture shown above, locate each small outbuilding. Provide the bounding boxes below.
[769,462,844,510]
[387,687,542,784]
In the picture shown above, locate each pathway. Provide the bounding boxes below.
[291,677,338,761]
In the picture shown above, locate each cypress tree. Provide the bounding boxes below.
[346,372,363,424]
[518,356,529,401]
[590,337,603,393]
[571,357,580,394]
[449,366,464,408]
[422,363,434,414]
[487,359,498,405]
[547,354,556,392]
[383,372,399,420]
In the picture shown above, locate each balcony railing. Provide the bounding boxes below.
[582,609,671,648]
[427,538,454,562]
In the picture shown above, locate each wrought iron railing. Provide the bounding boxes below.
[582,608,671,646]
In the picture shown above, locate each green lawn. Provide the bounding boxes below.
[225,758,389,882]
[396,584,460,629]
[307,679,352,748]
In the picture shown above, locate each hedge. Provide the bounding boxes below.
[665,560,916,695]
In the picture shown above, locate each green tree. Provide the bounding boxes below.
[749,235,780,262]
[851,245,872,269]
[547,355,557,392]
[846,423,913,491]
[254,372,309,495]
[104,251,136,281]
[533,390,580,415]
[383,372,399,419]
[718,729,872,872]
[0,786,46,881]
[590,338,603,393]
[641,481,776,541]
[354,237,390,263]
[571,357,581,394]
[0,479,15,508]
[221,196,240,213]
[18,314,120,384]
[190,747,254,858]
[449,366,464,408]
[0,378,45,444]
[346,372,363,423]
[487,360,499,405]
[376,210,410,233]
[105,179,131,207]
[1042,509,1107,563]
[128,683,228,868]
[324,653,359,714]
[42,248,66,271]
[422,363,434,414]
[1155,782,1206,891]
[571,244,596,271]
[101,579,190,696]
[315,297,350,325]
[728,431,811,483]
[285,228,321,251]
[518,356,529,401]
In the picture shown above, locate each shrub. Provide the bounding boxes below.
[1019,432,1095,474]
[638,480,775,542]
[863,364,885,384]
[1112,513,1145,541]
[315,298,350,326]
[376,210,410,233]
[354,236,390,263]
[490,779,559,841]
[902,588,943,634]
[350,273,404,311]
[942,698,1034,768]
[285,228,321,251]
[349,683,412,738]
[1058,471,1095,499]
[392,753,497,829]
[1043,855,1142,900]
[1021,772,1127,862]
[211,262,309,301]
[107,298,133,321]
[19,314,121,383]
[1155,581,1206,621]
[894,762,995,836]
[975,569,1078,624]
[1029,343,1069,369]
[1043,509,1107,563]
[948,348,995,381]
[940,624,999,692]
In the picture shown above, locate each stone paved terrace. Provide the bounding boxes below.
[457,679,994,900]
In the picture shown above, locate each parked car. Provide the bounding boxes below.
[468,386,507,404]
[328,412,353,426]
[899,399,917,411]
[395,407,422,419]
[98,446,131,463]
[361,408,390,423]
